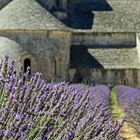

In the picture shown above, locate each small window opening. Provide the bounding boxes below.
[82,79,91,85]
[54,59,57,75]
[24,58,31,75]
[123,79,128,85]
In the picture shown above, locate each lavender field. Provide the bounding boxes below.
[0,56,140,140]
[116,86,140,137]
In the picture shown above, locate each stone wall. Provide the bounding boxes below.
[69,68,140,87]
[0,30,71,82]
[69,32,140,87]
[136,33,140,61]
[71,32,136,47]
[0,29,139,86]
[0,36,22,70]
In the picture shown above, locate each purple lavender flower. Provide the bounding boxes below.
[0,117,3,123]
[0,56,123,140]
[15,114,22,120]
[116,85,140,136]
[10,93,16,101]
[68,130,75,138]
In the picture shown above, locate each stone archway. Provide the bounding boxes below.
[24,58,31,75]
[19,53,37,75]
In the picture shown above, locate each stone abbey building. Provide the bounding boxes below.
[0,0,140,87]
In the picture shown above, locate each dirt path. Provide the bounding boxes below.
[120,122,140,140]
[110,88,140,140]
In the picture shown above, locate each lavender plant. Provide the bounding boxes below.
[116,85,140,107]
[0,56,123,140]
[116,85,140,137]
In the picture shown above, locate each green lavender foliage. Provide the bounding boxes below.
[0,56,124,140]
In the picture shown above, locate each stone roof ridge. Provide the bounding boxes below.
[0,0,69,30]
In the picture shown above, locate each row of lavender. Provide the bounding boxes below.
[0,56,123,139]
[116,85,140,136]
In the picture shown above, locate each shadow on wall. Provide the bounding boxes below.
[37,0,113,29]
[0,0,12,10]
[62,0,113,29]
[70,45,104,68]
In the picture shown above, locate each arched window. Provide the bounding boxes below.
[122,78,128,85]
[24,58,31,75]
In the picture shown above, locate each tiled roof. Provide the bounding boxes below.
[88,47,140,69]
[70,45,140,69]
[0,0,68,30]
[92,0,140,32]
